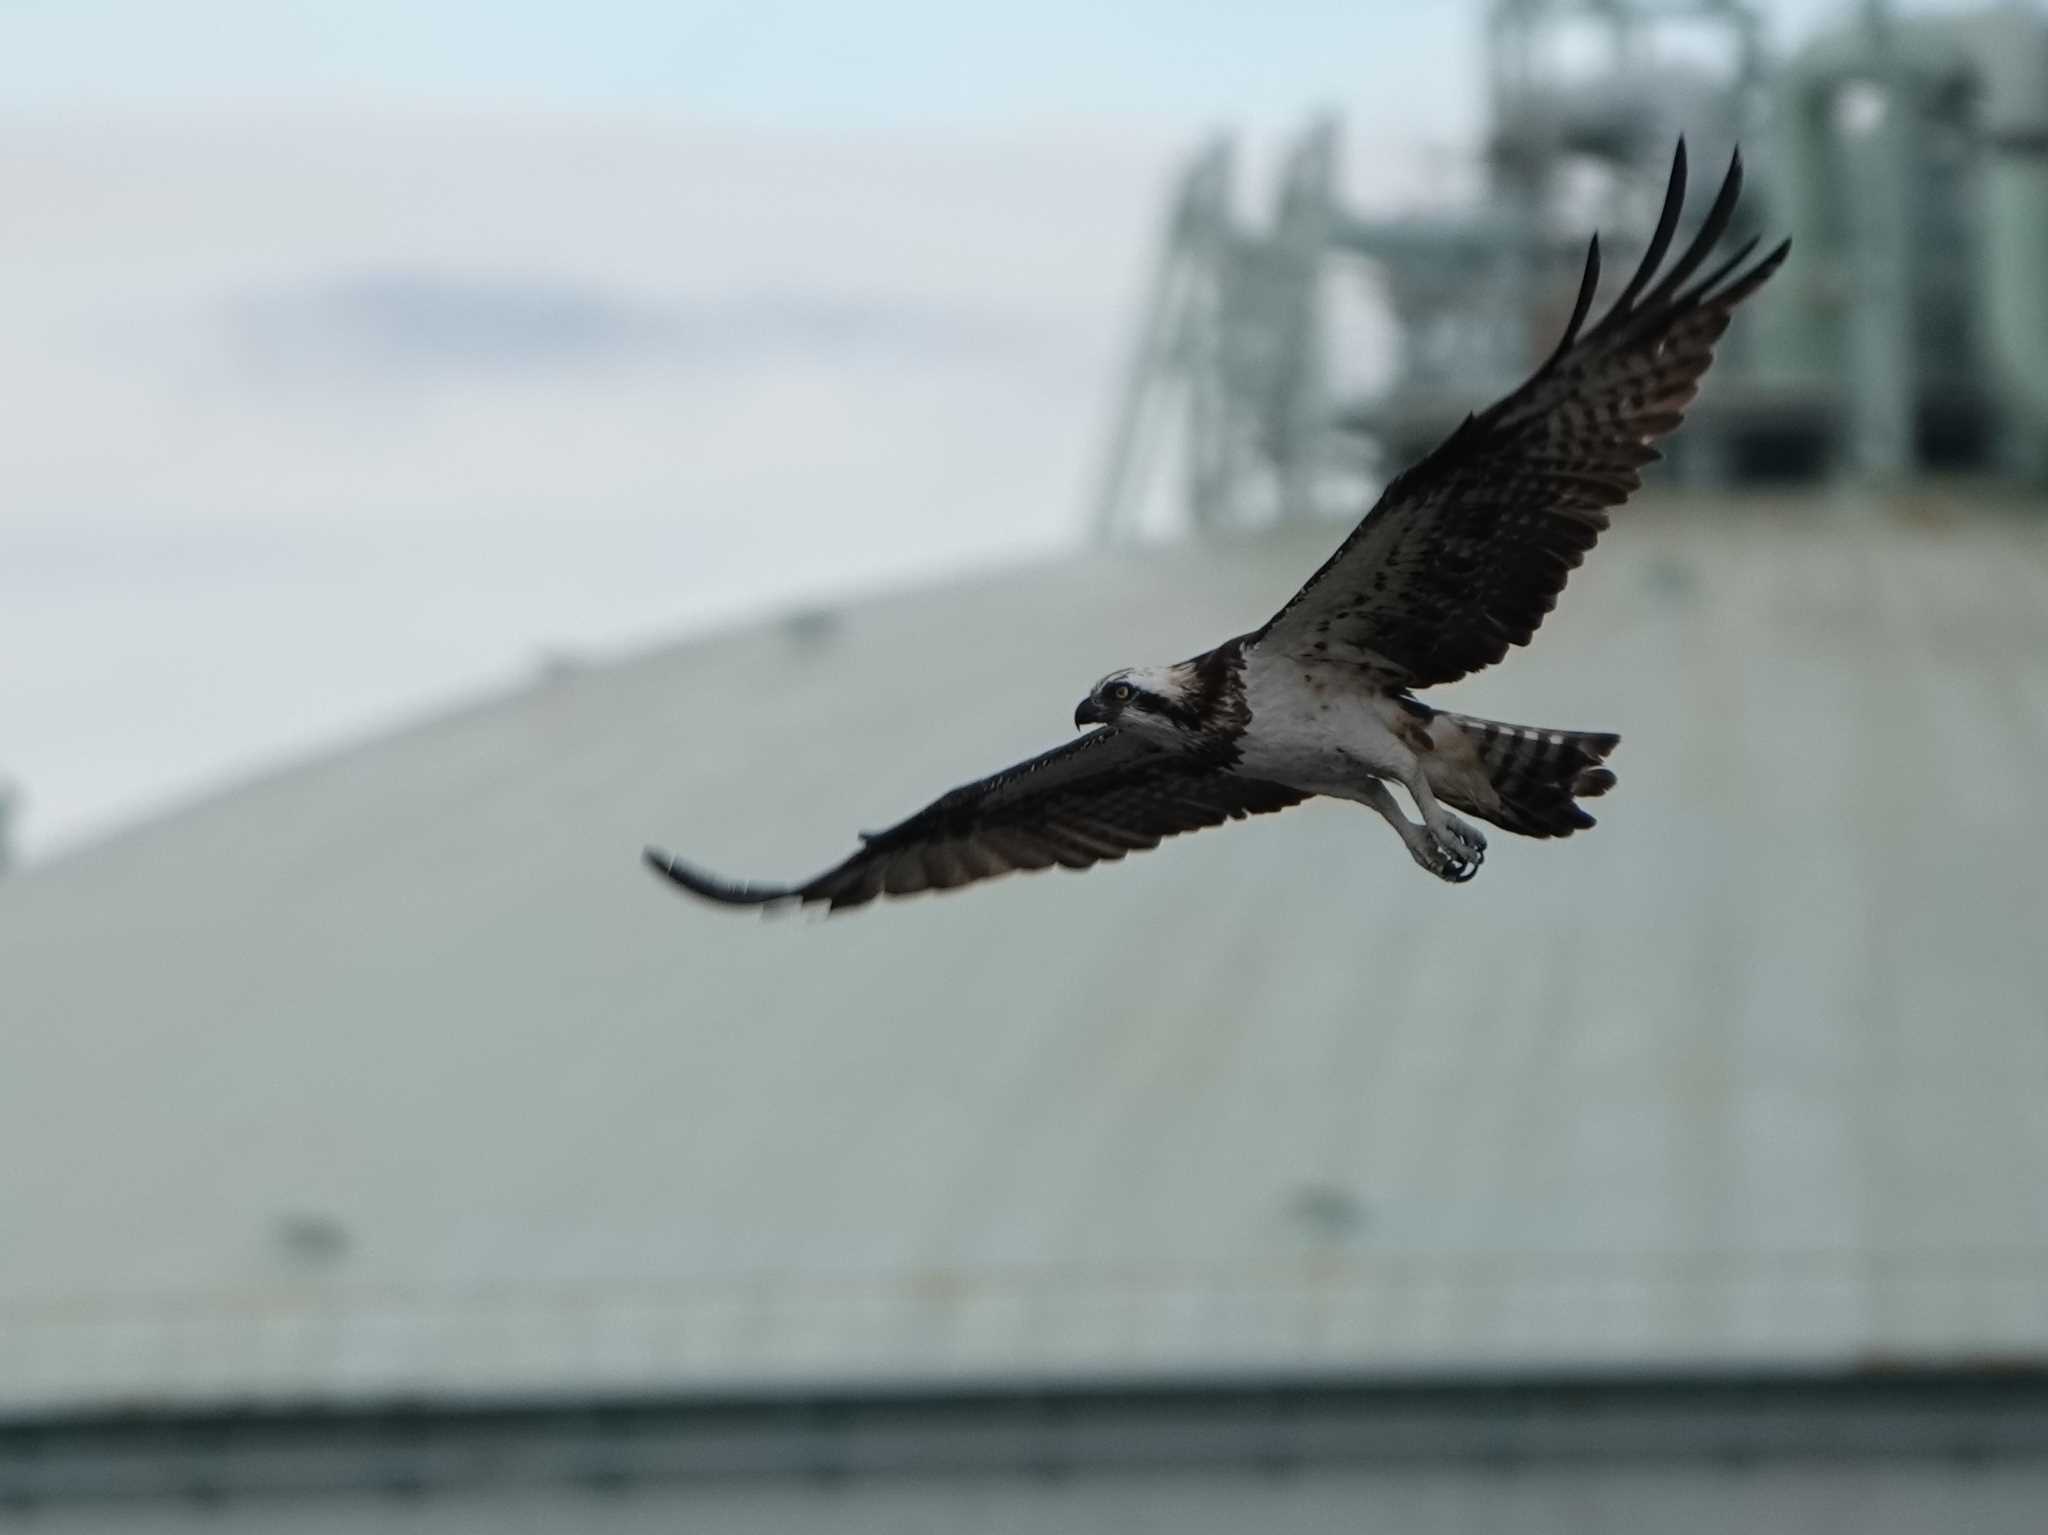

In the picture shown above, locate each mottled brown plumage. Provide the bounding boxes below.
[1256,142,1788,687]
[645,729,1304,912]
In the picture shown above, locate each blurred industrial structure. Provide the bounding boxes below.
[1095,0,2048,537]
[5,504,2048,1528]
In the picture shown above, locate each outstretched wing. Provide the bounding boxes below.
[1256,140,1788,688]
[645,728,1308,912]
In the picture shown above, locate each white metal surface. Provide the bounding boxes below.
[3,497,2046,1412]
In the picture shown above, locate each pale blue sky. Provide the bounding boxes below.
[4,1,1900,127]
[9,2,1472,124]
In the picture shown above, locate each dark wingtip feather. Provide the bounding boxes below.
[1722,235,1793,301]
[1641,144,1745,306]
[1608,137,1689,317]
[643,845,798,909]
[1543,233,1602,369]
[1678,232,1761,306]
[1678,233,1791,321]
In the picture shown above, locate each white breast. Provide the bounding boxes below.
[1235,648,1415,788]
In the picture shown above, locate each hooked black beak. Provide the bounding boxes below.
[1074,695,1110,729]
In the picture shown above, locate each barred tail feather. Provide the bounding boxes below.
[1433,713,1619,839]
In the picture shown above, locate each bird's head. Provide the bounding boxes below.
[1074,664,1199,743]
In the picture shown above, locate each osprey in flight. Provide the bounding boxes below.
[648,142,1786,912]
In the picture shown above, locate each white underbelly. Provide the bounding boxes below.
[1235,651,1415,787]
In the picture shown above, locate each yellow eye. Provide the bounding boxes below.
[1112,684,1133,702]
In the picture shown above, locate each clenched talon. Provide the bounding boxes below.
[1406,826,1483,885]
[1437,812,1487,864]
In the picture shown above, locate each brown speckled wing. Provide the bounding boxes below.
[646,728,1307,913]
[1256,140,1788,688]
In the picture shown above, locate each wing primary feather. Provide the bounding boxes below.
[1704,236,1792,306]
[1640,147,1744,308]
[643,846,801,908]
[1605,137,1688,319]
[1675,232,1762,307]
[1542,233,1602,370]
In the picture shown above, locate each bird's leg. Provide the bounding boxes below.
[1355,780,1480,884]
[1401,769,1487,875]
